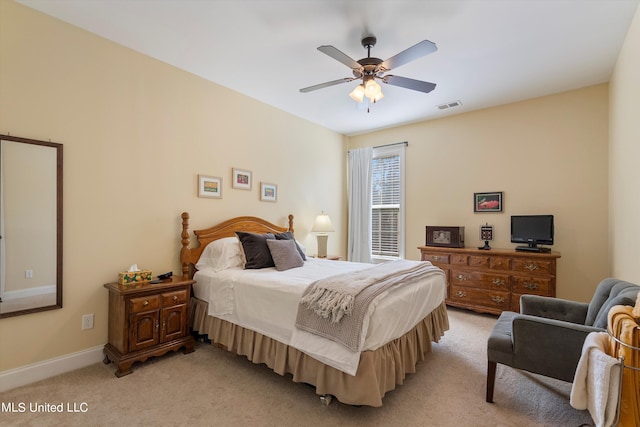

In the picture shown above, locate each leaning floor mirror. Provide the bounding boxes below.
[0,134,63,318]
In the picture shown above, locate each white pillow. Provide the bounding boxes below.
[195,237,244,271]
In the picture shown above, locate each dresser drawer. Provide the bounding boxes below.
[129,295,160,313]
[489,257,511,270]
[451,270,510,291]
[450,285,511,310]
[451,254,468,265]
[512,258,554,275]
[422,252,451,264]
[468,255,490,268]
[512,276,552,295]
[162,289,188,306]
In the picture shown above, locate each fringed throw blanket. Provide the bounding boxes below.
[296,260,444,352]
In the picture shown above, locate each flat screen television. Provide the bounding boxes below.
[510,215,554,252]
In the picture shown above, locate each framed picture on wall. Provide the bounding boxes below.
[474,191,503,212]
[198,175,222,199]
[232,168,252,190]
[260,182,277,202]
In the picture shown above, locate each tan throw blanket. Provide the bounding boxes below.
[607,302,640,427]
[296,260,444,352]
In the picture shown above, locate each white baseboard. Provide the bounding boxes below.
[0,345,104,392]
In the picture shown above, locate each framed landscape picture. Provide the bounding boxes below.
[474,191,503,213]
[198,175,222,199]
[232,168,252,190]
[260,182,277,202]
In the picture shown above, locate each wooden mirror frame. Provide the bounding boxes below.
[0,134,63,318]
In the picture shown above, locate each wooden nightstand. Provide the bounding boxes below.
[103,276,195,377]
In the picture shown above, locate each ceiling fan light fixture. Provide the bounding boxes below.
[372,91,384,103]
[364,79,382,101]
[349,84,365,102]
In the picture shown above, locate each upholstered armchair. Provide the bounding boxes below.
[486,278,640,403]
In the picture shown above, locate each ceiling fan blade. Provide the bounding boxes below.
[381,75,436,93]
[318,45,363,71]
[379,40,437,71]
[299,77,355,93]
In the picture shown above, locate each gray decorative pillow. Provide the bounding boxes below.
[236,231,276,269]
[274,231,307,260]
[266,239,304,271]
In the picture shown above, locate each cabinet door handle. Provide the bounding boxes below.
[455,291,467,298]
[173,295,178,302]
[455,274,466,282]
[143,300,149,306]
[524,263,538,271]
[523,282,539,290]
[491,296,505,304]
[492,278,506,286]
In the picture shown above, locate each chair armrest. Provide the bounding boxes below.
[520,294,589,324]
[511,314,603,382]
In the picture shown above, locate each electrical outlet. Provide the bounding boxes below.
[81,313,94,330]
[25,269,33,279]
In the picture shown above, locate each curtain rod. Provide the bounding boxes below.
[374,141,408,149]
[348,141,408,153]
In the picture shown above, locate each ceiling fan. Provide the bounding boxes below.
[300,36,437,104]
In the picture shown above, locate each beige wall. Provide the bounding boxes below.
[609,4,640,283]
[348,84,610,304]
[0,2,346,371]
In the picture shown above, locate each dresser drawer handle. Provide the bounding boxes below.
[432,255,441,262]
[491,279,506,286]
[491,296,505,304]
[524,263,538,271]
[455,291,467,298]
[523,282,539,290]
[173,295,178,302]
[143,300,149,307]
[455,274,466,282]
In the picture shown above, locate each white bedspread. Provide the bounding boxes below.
[193,258,446,375]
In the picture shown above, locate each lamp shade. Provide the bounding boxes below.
[349,84,365,102]
[311,213,335,233]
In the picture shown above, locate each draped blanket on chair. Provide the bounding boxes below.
[607,299,640,427]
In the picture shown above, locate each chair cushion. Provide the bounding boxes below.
[585,278,640,329]
[487,311,517,366]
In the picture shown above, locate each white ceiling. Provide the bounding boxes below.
[17,0,639,136]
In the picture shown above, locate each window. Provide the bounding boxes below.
[371,144,405,260]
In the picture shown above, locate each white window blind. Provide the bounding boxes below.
[371,145,404,259]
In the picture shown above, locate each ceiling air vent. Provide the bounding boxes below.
[437,100,462,110]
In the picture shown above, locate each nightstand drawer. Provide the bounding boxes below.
[130,295,160,313]
[162,289,188,306]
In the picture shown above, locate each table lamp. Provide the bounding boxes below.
[311,212,334,258]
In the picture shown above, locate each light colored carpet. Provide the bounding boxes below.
[0,308,593,426]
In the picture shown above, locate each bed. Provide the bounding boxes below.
[180,212,449,407]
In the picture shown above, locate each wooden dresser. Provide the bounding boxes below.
[103,277,195,377]
[418,246,560,315]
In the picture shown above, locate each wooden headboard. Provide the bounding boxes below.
[180,212,294,278]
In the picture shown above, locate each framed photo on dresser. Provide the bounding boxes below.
[425,226,465,248]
